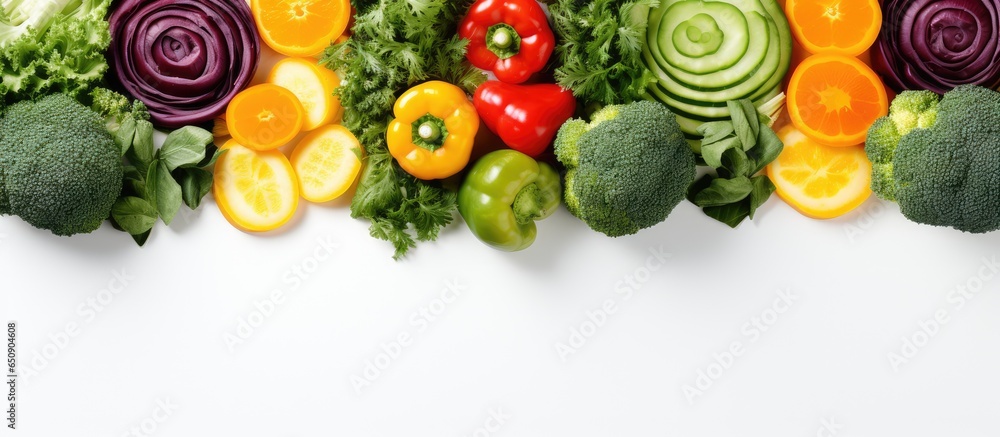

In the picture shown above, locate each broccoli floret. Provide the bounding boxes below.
[865,90,939,201]
[0,93,123,235]
[865,85,1000,233]
[554,101,696,237]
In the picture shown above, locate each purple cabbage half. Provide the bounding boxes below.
[108,0,260,128]
[872,0,1000,94]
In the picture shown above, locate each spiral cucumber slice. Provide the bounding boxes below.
[643,0,792,136]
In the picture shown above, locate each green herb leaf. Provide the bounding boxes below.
[131,120,155,170]
[749,123,784,174]
[320,0,477,259]
[131,230,152,246]
[748,174,776,219]
[550,0,659,106]
[686,174,715,203]
[155,160,182,225]
[728,99,758,151]
[192,146,225,169]
[177,167,214,210]
[160,126,213,171]
[722,146,752,177]
[692,175,753,207]
[703,202,751,228]
[111,196,158,236]
[115,116,137,156]
[702,136,741,169]
[697,121,735,144]
[144,160,158,206]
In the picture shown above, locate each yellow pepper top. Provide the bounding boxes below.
[387,81,479,180]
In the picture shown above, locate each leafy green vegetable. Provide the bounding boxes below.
[0,0,111,105]
[550,0,659,107]
[320,0,485,260]
[93,89,217,244]
[687,98,783,227]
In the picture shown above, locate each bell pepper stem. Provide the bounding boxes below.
[411,114,449,152]
[486,23,521,60]
[512,183,544,225]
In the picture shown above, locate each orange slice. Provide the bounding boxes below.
[267,57,343,131]
[290,125,363,202]
[226,84,305,151]
[251,0,350,57]
[787,54,888,147]
[785,0,881,56]
[214,139,299,232]
[767,124,871,219]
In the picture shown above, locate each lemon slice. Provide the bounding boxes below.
[290,125,363,203]
[214,139,299,231]
[767,125,872,219]
[267,57,343,131]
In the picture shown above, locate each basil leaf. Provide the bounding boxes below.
[111,196,157,236]
[190,146,225,169]
[748,175,776,219]
[160,126,214,171]
[115,116,137,156]
[131,229,152,247]
[727,99,758,151]
[703,202,751,228]
[722,146,753,177]
[697,121,734,144]
[123,165,143,181]
[144,160,158,206]
[692,175,753,207]
[177,167,214,210]
[155,160,183,225]
[687,174,716,202]
[131,120,156,170]
[749,124,784,175]
[702,136,741,169]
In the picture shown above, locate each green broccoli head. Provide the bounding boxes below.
[865,89,939,201]
[0,93,123,236]
[554,101,696,237]
[891,85,1000,233]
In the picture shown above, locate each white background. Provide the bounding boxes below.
[3,186,1000,436]
[3,46,1000,437]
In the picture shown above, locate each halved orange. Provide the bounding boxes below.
[251,0,350,57]
[787,54,888,147]
[767,124,871,219]
[785,0,881,56]
[214,139,299,232]
[226,84,305,151]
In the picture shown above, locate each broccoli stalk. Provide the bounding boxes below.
[553,101,696,237]
[865,85,1000,233]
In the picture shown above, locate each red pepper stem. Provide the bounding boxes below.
[411,114,449,152]
[512,182,543,224]
[486,23,521,60]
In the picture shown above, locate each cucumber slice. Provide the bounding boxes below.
[647,12,778,100]
[643,0,793,136]
[656,1,748,75]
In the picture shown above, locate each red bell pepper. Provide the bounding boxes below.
[458,0,554,84]
[473,81,576,157]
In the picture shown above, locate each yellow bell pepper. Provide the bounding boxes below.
[387,81,479,180]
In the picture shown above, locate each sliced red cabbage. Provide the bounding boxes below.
[108,0,260,128]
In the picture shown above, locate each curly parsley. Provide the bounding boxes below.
[321,0,485,260]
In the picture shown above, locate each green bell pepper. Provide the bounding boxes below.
[458,150,561,251]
